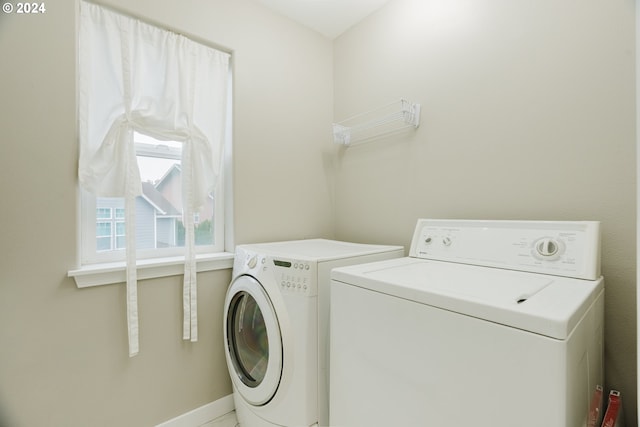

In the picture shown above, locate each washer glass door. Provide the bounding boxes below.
[226,275,282,405]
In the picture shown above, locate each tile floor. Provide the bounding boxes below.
[199,411,239,427]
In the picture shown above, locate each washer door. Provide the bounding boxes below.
[225,275,283,406]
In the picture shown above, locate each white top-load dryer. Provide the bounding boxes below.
[224,239,403,427]
[330,219,604,427]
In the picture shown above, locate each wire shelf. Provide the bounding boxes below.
[333,99,421,146]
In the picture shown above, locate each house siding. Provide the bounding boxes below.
[95,197,157,250]
[135,197,156,250]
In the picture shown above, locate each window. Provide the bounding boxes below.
[76,1,232,270]
[81,132,227,265]
[94,203,126,252]
[96,220,112,251]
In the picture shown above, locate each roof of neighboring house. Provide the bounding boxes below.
[155,164,182,193]
[141,182,181,217]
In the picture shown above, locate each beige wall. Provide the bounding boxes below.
[0,0,333,425]
[1,0,636,425]
[333,0,637,425]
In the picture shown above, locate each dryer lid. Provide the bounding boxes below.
[332,258,603,339]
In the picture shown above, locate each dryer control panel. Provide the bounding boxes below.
[409,219,601,280]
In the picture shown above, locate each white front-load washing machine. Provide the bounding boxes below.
[224,239,403,427]
[330,219,604,427]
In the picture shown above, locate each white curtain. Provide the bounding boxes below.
[78,1,230,356]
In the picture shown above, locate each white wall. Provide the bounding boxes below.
[333,0,637,425]
[0,1,333,425]
[0,0,635,425]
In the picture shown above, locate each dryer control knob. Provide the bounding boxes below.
[442,237,452,246]
[247,255,258,269]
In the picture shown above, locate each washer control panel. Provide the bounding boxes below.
[409,219,601,280]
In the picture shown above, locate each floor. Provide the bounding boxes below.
[199,411,239,427]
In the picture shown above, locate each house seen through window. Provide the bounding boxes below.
[89,132,219,259]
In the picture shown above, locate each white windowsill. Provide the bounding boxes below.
[68,252,235,288]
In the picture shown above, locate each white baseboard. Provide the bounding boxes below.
[156,394,235,427]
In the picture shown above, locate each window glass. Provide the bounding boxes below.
[91,133,217,256]
[115,222,126,249]
[96,222,112,251]
[96,208,112,220]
